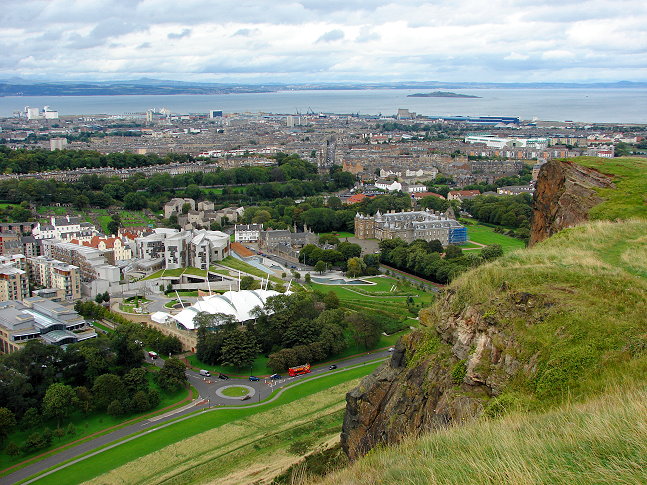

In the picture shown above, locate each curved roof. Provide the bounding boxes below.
[172,289,285,330]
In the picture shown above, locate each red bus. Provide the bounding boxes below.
[288,363,311,377]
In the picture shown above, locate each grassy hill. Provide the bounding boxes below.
[573,156,647,221]
[326,217,646,484]
[317,385,647,485]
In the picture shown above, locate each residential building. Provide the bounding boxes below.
[375,179,403,192]
[0,265,29,302]
[28,256,81,301]
[354,209,467,245]
[164,198,196,219]
[235,224,262,243]
[70,236,133,262]
[447,190,481,202]
[497,185,535,196]
[0,298,95,353]
[32,216,97,241]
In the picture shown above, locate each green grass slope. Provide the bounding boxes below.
[432,219,647,410]
[571,156,647,221]
[317,386,647,485]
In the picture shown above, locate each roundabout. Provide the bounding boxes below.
[215,385,256,399]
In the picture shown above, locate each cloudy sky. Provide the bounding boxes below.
[2,0,646,83]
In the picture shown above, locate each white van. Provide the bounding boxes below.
[199,369,211,377]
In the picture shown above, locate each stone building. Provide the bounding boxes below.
[354,209,467,245]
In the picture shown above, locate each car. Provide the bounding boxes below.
[388,347,395,352]
[329,365,337,370]
[241,395,251,401]
[270,374,282,380]
[218,373,230,380]
[248,376,260,381]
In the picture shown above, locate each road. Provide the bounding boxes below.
[4,350,391,485]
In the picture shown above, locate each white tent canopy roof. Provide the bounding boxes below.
[172,289,285,330]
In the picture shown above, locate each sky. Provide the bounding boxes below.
[1,0,646,83]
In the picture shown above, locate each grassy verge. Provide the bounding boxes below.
[317,385,647,485]
[26,362,382,485]
[186,354,271,376]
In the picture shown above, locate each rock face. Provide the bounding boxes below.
[529,159,614,246]
[341,294,535,460]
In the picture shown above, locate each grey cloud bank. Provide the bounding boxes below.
[1,0,646,82]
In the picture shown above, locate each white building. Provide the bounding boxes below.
[33,216,97,241]
[50,138,68,151]
[235,224,262,243]
[172,289,285,330]
[135,228,230,270]
[465,135,549,149]
[375,180,403,192]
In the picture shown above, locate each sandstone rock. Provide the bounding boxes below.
[529,159,614,246]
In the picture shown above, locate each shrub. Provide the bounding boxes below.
[5,442,21,456]
[451,360,467,384]
[107,400,125,417]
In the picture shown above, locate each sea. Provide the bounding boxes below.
[1,88,645,124]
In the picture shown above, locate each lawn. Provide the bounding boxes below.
[220,386,250,397]
[26,362,382,485]
[465,223,525,252]
[320,231,355,239]
[143,267,202,280]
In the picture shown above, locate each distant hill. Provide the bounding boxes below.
[1,79,646,96]
[407,91,480,98]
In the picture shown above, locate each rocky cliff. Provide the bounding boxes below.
[342,292,532,460]
[341,158,645,462]
[529,159,614,246]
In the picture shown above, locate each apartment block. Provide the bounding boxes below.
[28,256,81,301]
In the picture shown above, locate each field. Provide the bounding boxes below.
[464,222,526,251]
[320,231,355,239]
[27,362,382,485]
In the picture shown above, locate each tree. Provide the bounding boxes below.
[304,273,311,284]
[346,313,381,349]
[92,374,126,411]
[75,386,93,414]
[444,245,463,259]
[157,358,187,392]
[0,407,16,444]
[220,329,260,369]
[123,367,148,393]
[481,244,504,261]
[95,293,104,304]
[42,383,77,426]
[428,239,444,253]
[314,260,326,274]
[107,218,120,236]
[123,192,148,210]
[20,408,41,429]
[346,257,367,277]
[323,291,340,309]
[107,399,125,417]
[239,275,258,290]
[132,391,150,413]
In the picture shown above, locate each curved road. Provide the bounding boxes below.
[4,350,391,485]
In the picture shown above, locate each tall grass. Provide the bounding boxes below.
[316,385,647,485]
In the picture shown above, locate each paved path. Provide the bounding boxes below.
[3,350,390,484]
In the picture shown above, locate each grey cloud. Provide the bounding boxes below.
[168,28,192,39]
[356,27,380,43]
[137,42,151,49]
[317,29,344,43]
[232,28,261,37]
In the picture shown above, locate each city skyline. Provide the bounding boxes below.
[1,0,646,84]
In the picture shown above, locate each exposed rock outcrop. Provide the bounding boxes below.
[529,159,614,246]
[341,293,540,460]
